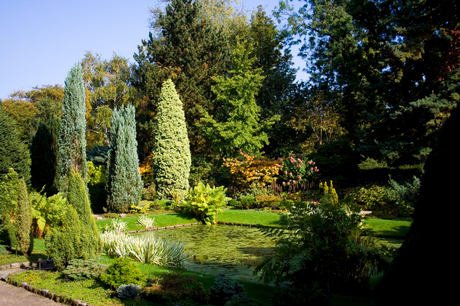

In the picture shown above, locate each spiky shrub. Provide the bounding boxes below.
[99,257,144,289]
[106,105,143,213]
[56,63,87,192]
[152,79,191,199]
[62,257,105,281]
[14,178,33,255]
[117,284,142,300]
[0,107,30,185]
[67,170,102,258]
[181,182,231,225]
[137,215,155,229]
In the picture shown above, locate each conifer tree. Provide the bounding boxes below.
[152,79,191,199]
[66,170,101,258]
[56,63,87,192]
[0,107,30,184]
[133,0,229,160]
[106,105,143,212]
[30,116,60,195]
[201,39,279,157]
[15,177,33,256]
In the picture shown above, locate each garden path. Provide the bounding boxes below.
[0,266,64,306]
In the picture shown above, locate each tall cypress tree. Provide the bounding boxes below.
[152,79,191,199]
[106,105,143,213]
[30,116,60,195]
[56,63,87,192]
[0,107,30,184]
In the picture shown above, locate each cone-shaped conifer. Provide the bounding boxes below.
[152,79,191,199]
[106,105,143,212]
[15,177,33,256]
[56,63,87,192]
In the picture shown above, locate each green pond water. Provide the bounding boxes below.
[136,225,277,283]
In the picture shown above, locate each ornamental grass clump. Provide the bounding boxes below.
[137,215,155,229]
[100,230,188,268]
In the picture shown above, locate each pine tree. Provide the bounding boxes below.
[152,79,191,199]
[106,105,143,213]
[201,39,278,157]
[66,170,101,259]
[30,116,60,195]
[15,177,33,256]
[0,107,31,184]
[56,63,87,192]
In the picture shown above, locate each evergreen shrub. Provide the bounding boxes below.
[99,257,144,289]
[62,257,105,281]
[15,178,33,255]
[152,79,191,199]
[209,276,246,306]
[117,284,142,300]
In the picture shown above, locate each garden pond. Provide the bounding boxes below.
[135,224,277,283]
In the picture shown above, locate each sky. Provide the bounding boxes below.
[0,0,308,99]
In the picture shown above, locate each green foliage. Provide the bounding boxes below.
[14,178,33,256]
[348,185,391,211]
[87,161,107,213]
[62,257,106,281]
[152,79,191,199]
[387,176,420,209]
[133,0,229,161]
[106,105,143,213]
[143,271,205,304]
[30,191,67,238]
[255,197,396,294]
[181,182,231,225]
[45,204,83,271]
[225,296,265,306]
[30,116,60,195]
[0,107,31,185]
[99,257,144,289]
[117,284,142,300]
[0,168,20,218]
[202,38,278,157]
[56,63,87,192]
[209,276,246,306]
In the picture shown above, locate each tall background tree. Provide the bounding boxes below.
[56,63,88,192]
[152,79,191,199]
[133,0,229,168]
[106,105,143,213]
[201,39,278,158]
[0,107,31,184]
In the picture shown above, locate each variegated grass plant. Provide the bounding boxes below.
[100,230,188,268]
[137,215,156,229]
[104,218,128,234]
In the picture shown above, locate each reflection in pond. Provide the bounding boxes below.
[135,225,276,282]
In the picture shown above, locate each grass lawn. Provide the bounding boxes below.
[95,212,200,232]
[362,218,412,238]
[0,238,46,266]
[218,209,282,227]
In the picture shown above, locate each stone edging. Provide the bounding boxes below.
[125,222,201,234]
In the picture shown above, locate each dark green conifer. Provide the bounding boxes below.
[106,105,143,212]
[152,79,191,199]
[30,116,60,195]
[15,177,33,256]
[56,63,87,192]
[0,107,30,184]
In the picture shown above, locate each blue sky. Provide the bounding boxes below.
[0,0,308,99]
